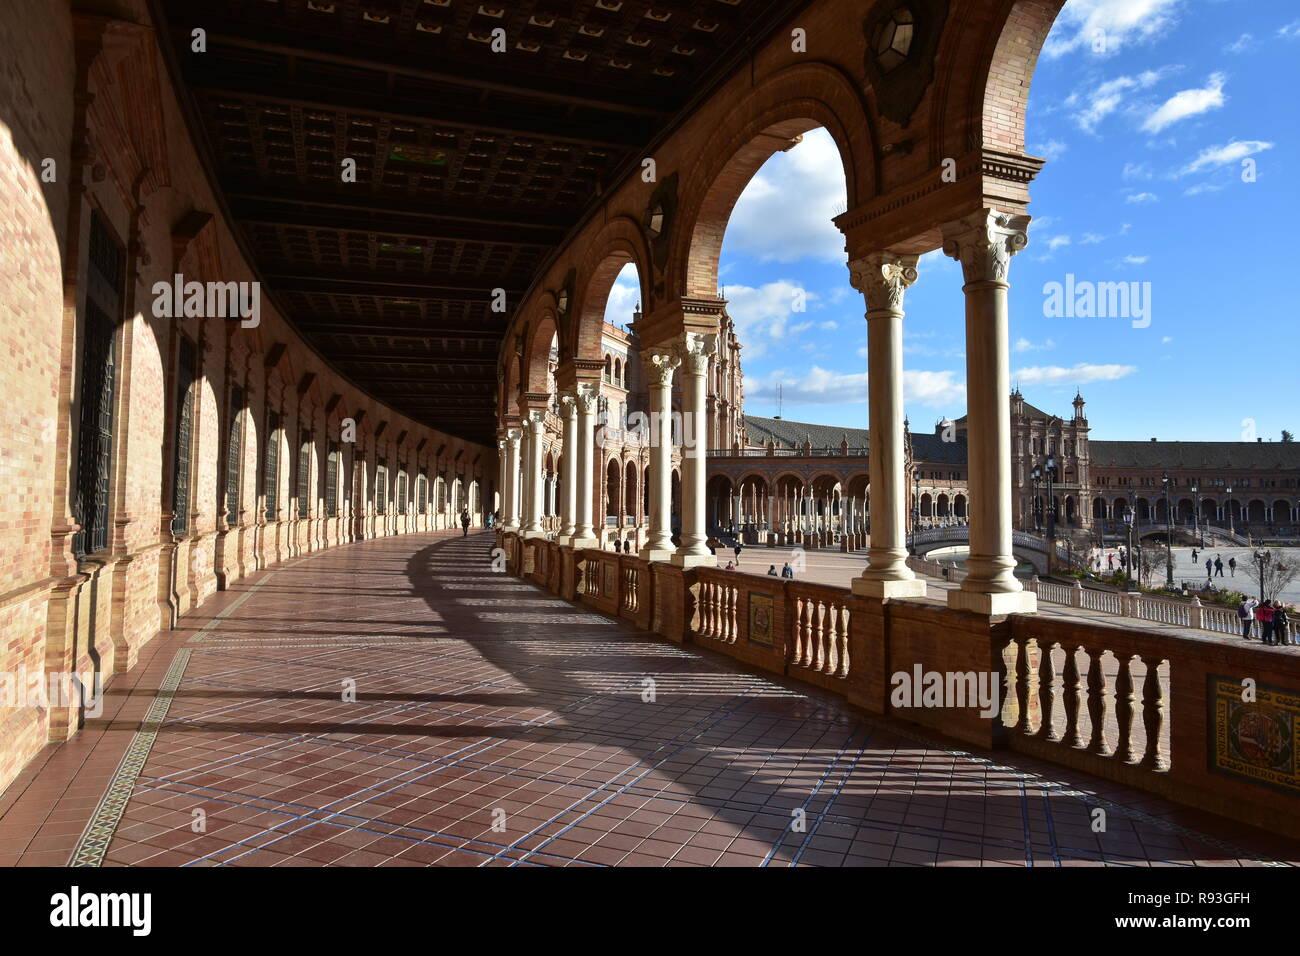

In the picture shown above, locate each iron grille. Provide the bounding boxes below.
[171,336,196,534]
[297,430,311,519]
[417,473,428,514]
[72,211,122,559]
[225,385,243,526]
[325,441,339,517]
[376,463,388,514]
[397,464,408,515]
[264,410,280,520]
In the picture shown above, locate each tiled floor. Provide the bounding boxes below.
[1,530,1295,867]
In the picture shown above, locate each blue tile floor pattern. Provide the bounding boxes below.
[10,531,1293,868]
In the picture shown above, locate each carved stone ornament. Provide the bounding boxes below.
[861,0,950,128]
[940,209,1031,285]
[559,391,578,418]
[848,253,920,314]
[575,382,600,414]
[678,332,718,375]
[644,349,681,388]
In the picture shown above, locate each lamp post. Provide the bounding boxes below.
[1030,465,1042,531]
[1162,471,1174,586]
[1191,482,1201,547]
[1045,453,1057,544]
[1226,485,1234,537]
[1254,549,1270,604]
[909,468,920,555]
[1123,501,1136,592]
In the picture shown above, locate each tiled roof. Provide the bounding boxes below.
[1090,440,1300,471]
[743,415,968,465]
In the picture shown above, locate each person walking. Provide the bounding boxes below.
[460,508,470,537]
[1228,556,1237,577]
[1258,600,1277,645]
[1275,603,1292,645]
[733,542,743,566]
[1205,557,1212,578]
[1237,595,1258,640]
[781,562,794,579]
[1214,555,1224,577]
[1107,553,1114,571]
[1191,547,1198,563]
[767,565,778,576]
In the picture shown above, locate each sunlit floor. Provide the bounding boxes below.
[0,531,1292,867]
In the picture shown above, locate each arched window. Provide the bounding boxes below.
[72,211,123,558]
[396,464,409,515]
[604,354,612,382]
[375,461,388,514]
[263,411,281,520]
[171,336,197,534]
[225,386,244,526]
[324,441,340,517]
[296,430,311,519]
[417,473,428,514]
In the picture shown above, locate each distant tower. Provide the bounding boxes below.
[1073,390,1086,422]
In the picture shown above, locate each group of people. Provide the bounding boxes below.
[1237,596,1293,645]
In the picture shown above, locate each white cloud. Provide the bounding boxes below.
[1280,20,1300,40]
[819,320,839,331]
[723,280,817,341]
[788,321,814,336]
[1183,182,1223,196]
[724,127,847,264]
[1125,191,1158,204]
[1225,33,1253,54]
[1034,139,1068,161]
[745,367,965,408]
[1121,254,1149,266]
[1180,139,1273,175]
[1068,69,1167,132]
[1046,235,1072,251]
[1140,72,1226,133]
[601,262,641,325]
[1122,162,1153,180]
[1015,337,1056,353]
[1161,336,1174,343]
[1014,363,1137,386]
[1044,0,1182,58]
[1080,232,1106,244]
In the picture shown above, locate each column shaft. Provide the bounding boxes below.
[673,333,716,567]
[641,350,679,561]
[572,385,599,548]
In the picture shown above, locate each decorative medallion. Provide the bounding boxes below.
[861,0,949,127]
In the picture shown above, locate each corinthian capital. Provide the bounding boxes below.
[644,349,681,388]
[558,390,577,419]
[677,332,717,375]
[848,252,921,314]
[940,208,1030,285]
[575,382,599,414]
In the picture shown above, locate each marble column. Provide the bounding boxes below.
[640,349,679,562]
[674,332,716,567]
[503,428,522,531]
[850,252,926,599]
[572,384,600,548]
[557,393,577,544]
[523,410,545,538]
[496,435,508,521]
[942,208,1036,615]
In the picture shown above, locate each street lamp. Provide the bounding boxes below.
[1191,482,1202,547]
[1045,453,1057,544]
[909,468,920,555]
[1226,485,1234,537]
[1162,470,1174,586]
[1030,465,1042,531]
[1253,549,1270,604]
[1123,495,1136,592]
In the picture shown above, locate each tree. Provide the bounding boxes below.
[1244,549,1299,603]
[1283,429,1295,443]
[1140,542,1169,588]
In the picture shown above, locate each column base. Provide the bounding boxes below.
[570,536,600,550]
[851,577,928,599]
[555,534,573,547]
[671,551,717,569]
[523,529,547,539]
[639,547,675,563]
[947,588,1037,616]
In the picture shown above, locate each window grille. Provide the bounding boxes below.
[225,385,243,526]
[171,336,196,534]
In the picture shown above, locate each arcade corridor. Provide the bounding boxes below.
[0,532,1290,868]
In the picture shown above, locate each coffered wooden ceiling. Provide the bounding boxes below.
[154,0,808,445]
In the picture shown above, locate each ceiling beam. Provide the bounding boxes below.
[191,80,647,150]
[235,209,554,249]
[176,24,673,118]
[265,273,525,300]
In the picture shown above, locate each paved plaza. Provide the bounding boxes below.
[0,531,1293,868]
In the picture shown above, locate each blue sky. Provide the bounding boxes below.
[606,0,1299,442]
